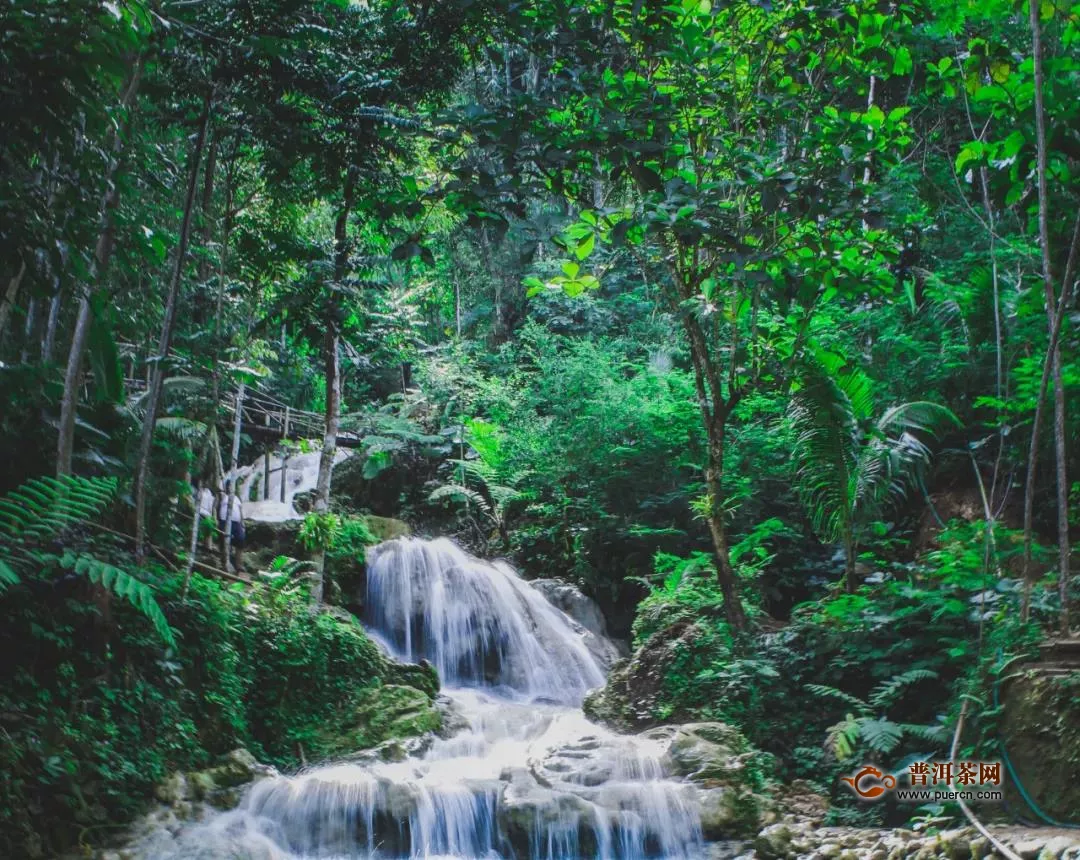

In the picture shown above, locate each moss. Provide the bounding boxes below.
[364,515,410,541]
[383,659,440,699]
[1000,670,1080,822]
[327,684,442,753]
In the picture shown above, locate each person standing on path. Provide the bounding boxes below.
[218,490,246,572]
[197,485,216,550]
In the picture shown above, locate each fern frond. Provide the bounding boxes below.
[899,723,949,744]
[806,683,868,712]
[60,551,175,648]
[857,717,904,754]
[428,484,490,513]
[0,559,19,591]
[825,715,860,760]
[0,476,117,541]
[868,669,938,709]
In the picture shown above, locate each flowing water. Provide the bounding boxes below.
[229,448,353,523]
[131,538,711,859]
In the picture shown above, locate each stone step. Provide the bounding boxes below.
[1038,638,1080,667]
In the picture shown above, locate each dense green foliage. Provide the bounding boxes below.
[1,0,1079,850]
[0,534,431,856]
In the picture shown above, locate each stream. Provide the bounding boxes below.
[127,537,720,859]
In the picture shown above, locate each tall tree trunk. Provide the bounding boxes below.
[310,170,355,605]
[208,156,237,439]
[21,295,37,363]
[42,283,62,363]
[222,386,244,569]
[133,96,212,558]
[0,258,28,351]
[1021,0,1072,632]
[196,128,219,287]
[56,61,143,475]
[702,423,748,630]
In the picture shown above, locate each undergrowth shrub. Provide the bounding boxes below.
[0,538,419,858]
[621,520,1046,823]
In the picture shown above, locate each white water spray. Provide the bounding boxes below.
[129,538,709,859]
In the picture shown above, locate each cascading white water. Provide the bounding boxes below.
[365,538,607,702]
[228,448,352,523]
[129,538,709,859]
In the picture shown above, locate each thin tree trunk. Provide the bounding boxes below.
[1021,0,1073,631]
[0,258,28,347]
[196,128,218,287]
[702,424,748,630]
[133,95,212,558]
[310,169,355,605]
[57,60,143,475]
[1022,210,1080,626]
[222,385,244,569]
[42,284,61,363]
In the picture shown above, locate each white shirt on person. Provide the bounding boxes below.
[218,494,244,523]
[198,487,215,517]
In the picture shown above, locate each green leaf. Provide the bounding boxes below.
[892,46,913,75]
[574,233,596,260]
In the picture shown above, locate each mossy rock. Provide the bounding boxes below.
[327,684,442,753]
[382,659,440,699]
[1000,670,1080,822]
[698,785,774,840]
[364,515,410,542]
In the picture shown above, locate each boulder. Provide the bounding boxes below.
[498,766,597,858]
[364,515,411,542]
[582,619,702,731]
[698,785,773,840]
[153,748,277,814]
[531,577,629,668]
[328,683,442,753]
[530,578,612,641]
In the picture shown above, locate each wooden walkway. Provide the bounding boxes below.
[124,379,363,448]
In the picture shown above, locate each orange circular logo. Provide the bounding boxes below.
[840,765,897,799]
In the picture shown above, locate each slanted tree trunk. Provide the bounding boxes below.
[680,309,748,631]
[1021,0,1073,633]
[310,169,355,605]
[133,95,212,559]
[57,61,143,475]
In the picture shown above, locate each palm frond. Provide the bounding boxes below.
[788,359,860,542]
[155,416,208,441]
[824,714,861,760]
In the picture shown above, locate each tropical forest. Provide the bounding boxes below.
[1,0,1079,858]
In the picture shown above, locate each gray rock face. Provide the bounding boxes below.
[529,577,630,667]
[529,578,612,639]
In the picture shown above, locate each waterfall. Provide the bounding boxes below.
[130,538,708,860]
[227,448,352,523]
[365,538,607,701]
